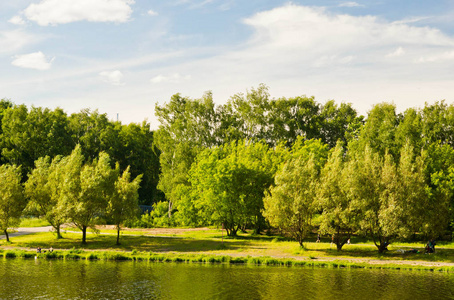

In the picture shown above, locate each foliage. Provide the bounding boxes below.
[317,142,359,251]
[187,140,283,236]
[107,166,142,244]
[0,164,26,242]
[263,139,328,247]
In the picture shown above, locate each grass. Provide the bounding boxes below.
[19,217,50,228]
[0,248,453,273]
[2,226,454,269]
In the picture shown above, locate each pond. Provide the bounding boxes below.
[0,259,453,299]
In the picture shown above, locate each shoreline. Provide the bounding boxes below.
[1,247,454,272]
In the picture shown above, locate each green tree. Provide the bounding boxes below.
[114,122,162,205]
[263,139,328,247]
[188,140,280,235]
[355,103,399,158]
[25,156,68,238]
[349,144,427,252]
[318,143,359,251]
[0,164,25,242]
[154,92,217,217]
[71,152,117,244]
[1,106,72,177]
[107,166,142,245]
[319,101,362,148]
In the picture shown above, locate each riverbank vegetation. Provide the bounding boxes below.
[2,84,454,254]
[2,228,454,272]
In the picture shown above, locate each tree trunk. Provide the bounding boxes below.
[168,201,173,218]
[4,229,9,242]
[56,225,63,239]
[82,225,87,244]
[116,225,121,245]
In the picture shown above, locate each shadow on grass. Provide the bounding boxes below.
[306,244,454,263]
[0,232,255,253]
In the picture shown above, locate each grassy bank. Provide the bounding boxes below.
[1,248,453,273]
[2,225,454,270]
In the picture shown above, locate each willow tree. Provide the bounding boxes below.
[65,150,117,244]
[318,143,359,251]
[0,165,25,242]
[25,156,68,238]
[107,166,142,245]
[350,144,427,253]
[263,139,327,247]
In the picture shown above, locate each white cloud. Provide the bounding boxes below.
[11,51,54,70]
[418,51,454,63]
[0,30,38,54]
[386,47,405,57]
[8,15,26,25]
[242,5,454,62]
[99,70,125,85]
[338,2,364,8]
[147,9,158,16]
[23,0,134,26]
[150,73,191,84]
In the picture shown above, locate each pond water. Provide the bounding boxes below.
[0,259,453,299]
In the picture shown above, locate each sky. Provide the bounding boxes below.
[1,0,454,128]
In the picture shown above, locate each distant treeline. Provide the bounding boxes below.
[0,99,161,205]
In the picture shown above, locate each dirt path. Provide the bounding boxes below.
[0,226,53,240]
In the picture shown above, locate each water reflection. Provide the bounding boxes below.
[1,259,454,299]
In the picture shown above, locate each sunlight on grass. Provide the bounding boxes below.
[2,228,454,264]
[19,217,50,227]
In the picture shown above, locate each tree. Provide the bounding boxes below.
[113,122,162,205]
[68,109,118,161]
[318,142,359,251]
[1,106,72,177]
[25,156,68,238]
[355,103,399,158]
[349,143,427,253]
[107,166,142,245]
[67,151,117,244]
[263,139,328,247]
[154,92,217,217]
[188,140,280,236]
[319,101,362,148]
[0,165,25,242]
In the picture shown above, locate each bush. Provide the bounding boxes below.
[4,251,17,258]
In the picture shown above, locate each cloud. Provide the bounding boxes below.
[338,2,364,7]
[150,73,191,84]
[8,15,26,25]
[242,5,454,61]
[147,9,158,16]
[0,30,38,54]
[11,51,54,70]
[23,0,134,26]
[386,47,405,57]
[99,70,125,85]
[418,51,454,63]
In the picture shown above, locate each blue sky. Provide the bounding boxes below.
[1,0,454,127]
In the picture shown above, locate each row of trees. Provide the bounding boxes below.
[0,100,161,205]
[0,146,142,244]
[153,85,454,252]
[265,140,452,252]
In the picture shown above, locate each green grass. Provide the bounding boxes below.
[3,227,454,267]
[1,248,453,273]
[19,217,50,227]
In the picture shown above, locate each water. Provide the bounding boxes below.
[0,259,453,299]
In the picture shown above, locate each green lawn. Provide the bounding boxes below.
[2,226,454,265]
